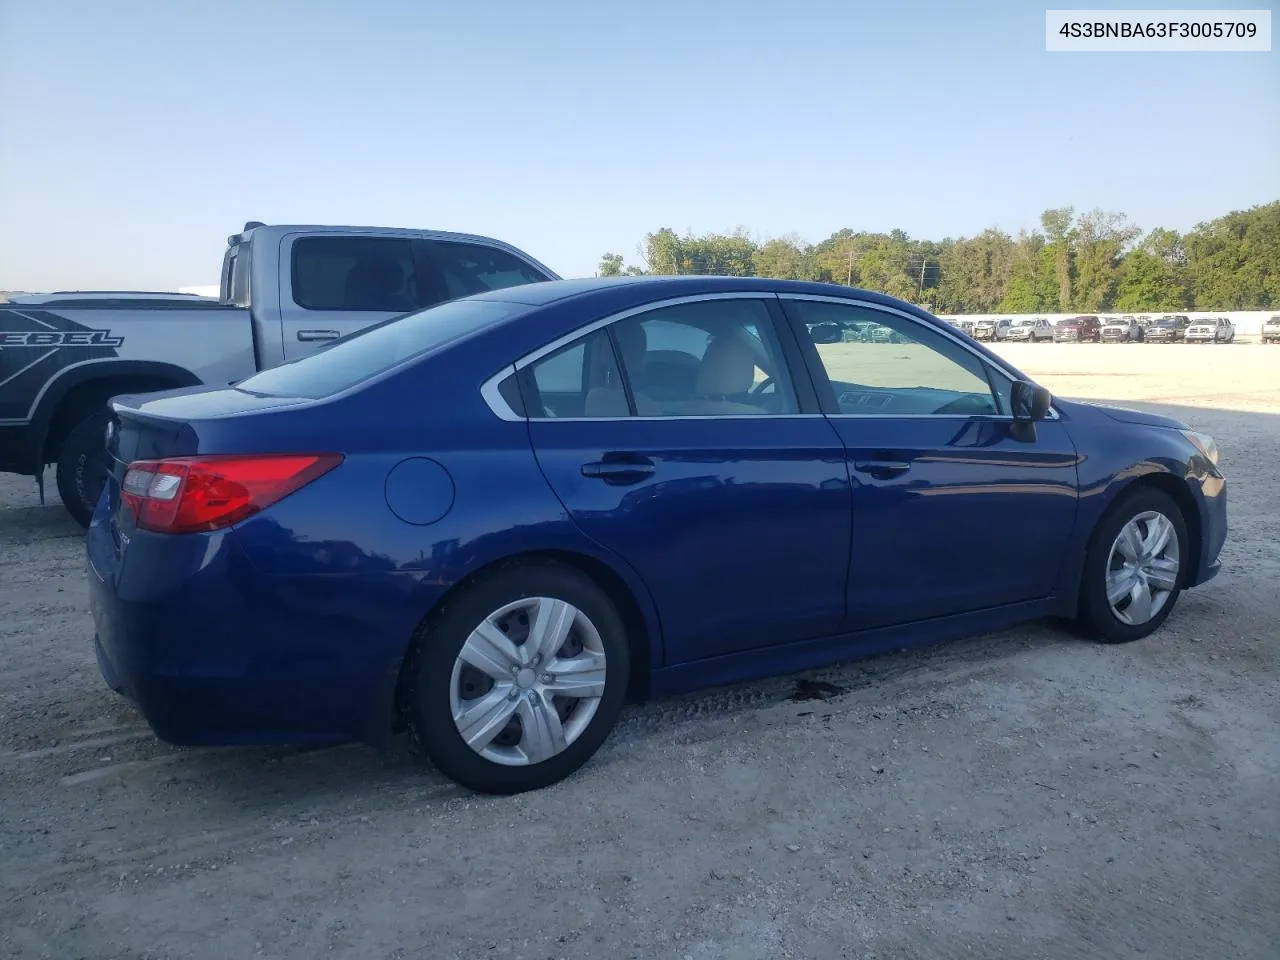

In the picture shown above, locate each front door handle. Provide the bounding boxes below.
[581,457,655,485]
[853,459,911,479]
[297,329,341,342]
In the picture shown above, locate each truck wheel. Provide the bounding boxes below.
[55,408,112,528]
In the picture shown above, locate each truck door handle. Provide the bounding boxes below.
[297,329,340,342]
[853,459,911,479]
[581,457,655,484]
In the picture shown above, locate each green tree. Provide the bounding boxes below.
[681,231,758,276]
[935,228,1014,312]
[998,231,1047,312]
[1071,209,1140,311]
[643,228,683,275]
[1113,250,1188,310]
[1183,201,1279,309]
[1040,207,1075,311]
[624,200,1279,311]
[753,235,816,280]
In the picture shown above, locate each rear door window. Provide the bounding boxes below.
[524,329,625,418]
[291,237,421,312]
[418,240,552,302]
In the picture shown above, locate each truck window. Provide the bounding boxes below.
[291,237,421,312]
[421,240,551,300]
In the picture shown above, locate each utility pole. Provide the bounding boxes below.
[918,257,927,298]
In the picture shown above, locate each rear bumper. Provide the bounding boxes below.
[86,515,423,746]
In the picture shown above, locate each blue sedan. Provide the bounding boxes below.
[87,277,1227,794]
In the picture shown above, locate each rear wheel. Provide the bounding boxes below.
[1077,487,1188,644]
[406,559,631,794]
[55,408,112,528]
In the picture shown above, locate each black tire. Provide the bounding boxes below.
[406,559,631,794]
[55,408,113,528]
[1077,487,1189,644]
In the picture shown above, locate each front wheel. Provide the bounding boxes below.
[55,408,112,528]
[1077,487,1189,643]
[405,559,631,794]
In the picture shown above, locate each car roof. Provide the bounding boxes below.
[467,275,925,310]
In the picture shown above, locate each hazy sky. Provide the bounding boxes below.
[1,0,1276,291]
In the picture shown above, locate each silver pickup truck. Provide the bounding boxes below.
[0,222,558,524]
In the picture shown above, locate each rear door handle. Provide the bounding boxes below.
[853,459,911,479]
[297,329,340,342]
[581,457,655,484]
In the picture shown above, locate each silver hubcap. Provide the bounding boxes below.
[449,597,607,767]
[1106,510,1180,626]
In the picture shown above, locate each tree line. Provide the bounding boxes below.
[597,201,1279,314]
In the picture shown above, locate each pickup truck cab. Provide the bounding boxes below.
[1004,317,1052,342]
[1260,315,1280,344]
[1144,315,1191,343]
[0,222,558,524]
[971,318,1011,341]
[1100,316,1143,343]
[1186,317,1235,344]
[1053,315,1102,343]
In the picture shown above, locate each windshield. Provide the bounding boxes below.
[236,297,526,399]
[1013,319,1035,326]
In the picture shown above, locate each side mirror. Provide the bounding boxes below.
[809,322,843,345]
[1011,379,1052,421]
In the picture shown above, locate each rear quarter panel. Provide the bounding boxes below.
[0,303,255,426]
[157,354,666,720]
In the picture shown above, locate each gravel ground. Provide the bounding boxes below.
[1,343,1277,960]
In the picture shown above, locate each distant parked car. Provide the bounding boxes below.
[1186,317,1235,344]
[841,320,879,342]
[1101,317,1143,343]
[1261,315,1280,344]
[87,276,1228,794]
[972,318,1013,341]
[953,319,976,336]
[1005,317,1053,342]
[870,323,909,343]
[1144,315,1191,343]
[1053,315,1102,343]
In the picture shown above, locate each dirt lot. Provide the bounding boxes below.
[2,343,1277,960]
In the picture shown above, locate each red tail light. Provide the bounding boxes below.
[120,454,342,534]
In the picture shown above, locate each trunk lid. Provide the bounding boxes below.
[103,386,318,546]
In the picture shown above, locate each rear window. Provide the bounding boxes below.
[235,298,525,398]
